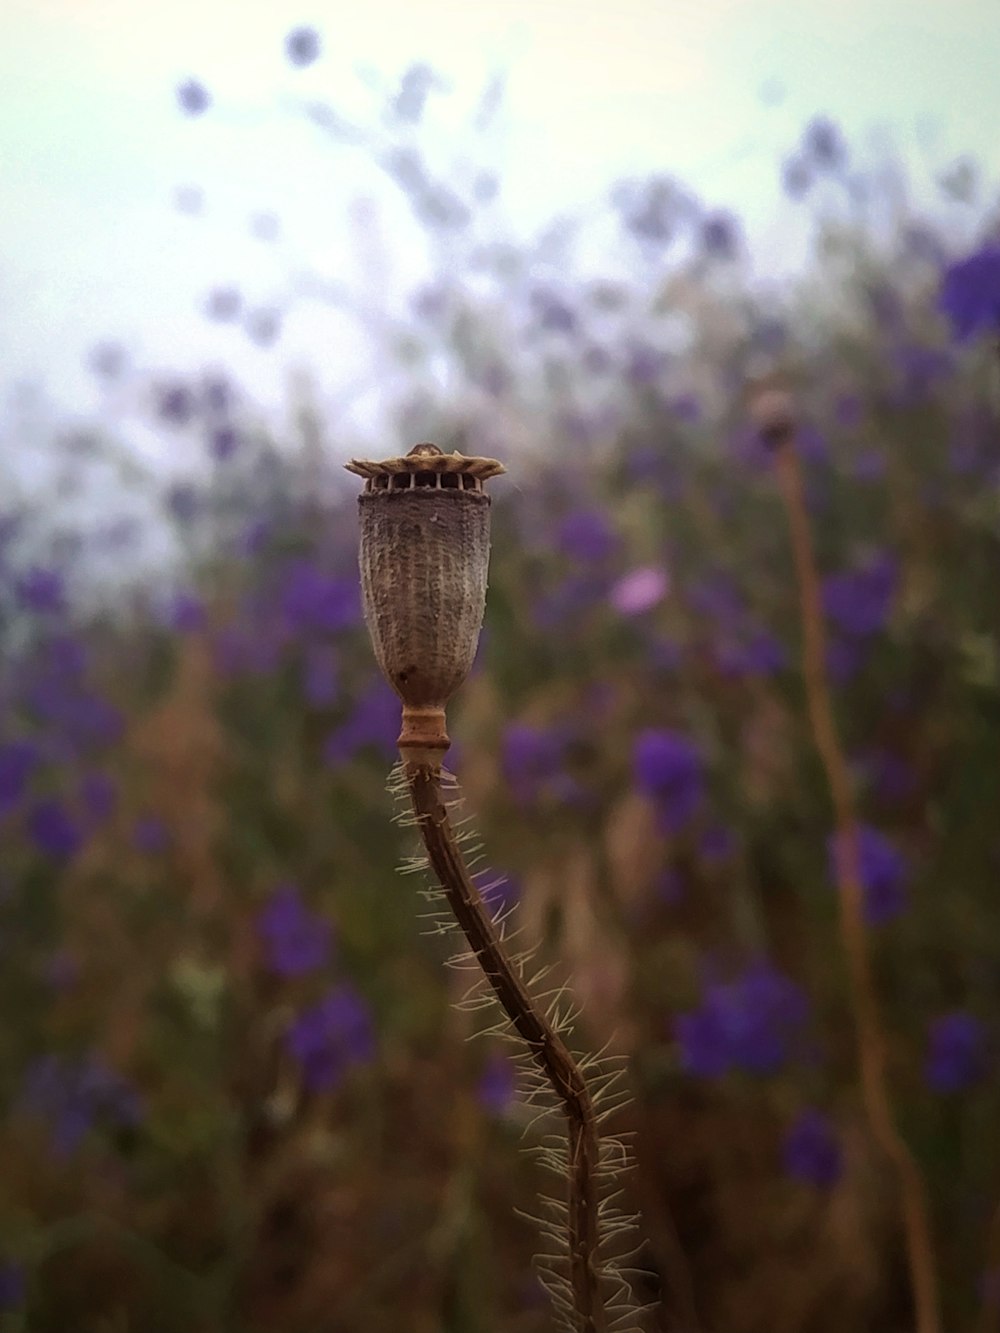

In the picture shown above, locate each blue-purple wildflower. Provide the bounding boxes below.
[279,559,360,635]
[27,799,83,861]
[285,26,321,67]
[939,245,1000,343]
[19,1053,142,1156]
[176,79,210,116]
[925,1012,987,1093]
[556,509,618,563]
[17,567,65,615]
[822,553,897,639]
[478,1051,518,1116]
[301,644,340,708]
[634,729,705,833]
[827,825,910,925]
[257,883,333,978]
[285,984,375,1092]
[675,960,811,1078]
[322,681,399,766]
[782,1108,843,1187]
[0,739,39,814]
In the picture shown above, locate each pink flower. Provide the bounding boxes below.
[610,566,669,615]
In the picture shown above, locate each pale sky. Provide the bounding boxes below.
[1,0,998,439]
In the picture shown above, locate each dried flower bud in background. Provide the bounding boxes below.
[747,380,797,448]
[345,443,505,766]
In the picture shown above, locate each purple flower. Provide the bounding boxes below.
[19,1053,142,1156]
[212,623,283,679]
[822,554,896,638]
[856,749,915,803]
[17,567,65,614]
[195,377,228,416]
[891,344,953,405]
[827,825,909,925]
[671,392,701,423]
[0,1262,25,1312]
[393,62,436,123]
[209,426,239,461]
[613,173,688,245]
[79,771,117,824]
[167,483,199,523]
[257,883,332,978]
[834,394,863,428]
[676,960,810,1078]
[27,799,82,861]
[688,572,744,625]
[285,25,321,67]
[205,287,242,321]
[782,1108,842,1187]
[925,1012,986,1093]
[176,79,210,116]
[246,308,281,346]
[301,644,339,708]
[532,573,608,629]
[166,591,206,632]
[26,681,123,752]
[157,383,195,424]
[634,729,704,832]
[132,815,171,856]
[781,156,812,199]
[530,287,578,334]
[716,631,787,680]
[501,723,566,802]
[87,340,125,377]
[700,210,739,258]
[700,825,736,864]
[285,984,375,1091]
[610,566,669,616]
[478,1051,517,1115]
[0,739,39,813]
[322,681,399,766]
[279,559,360,635]
[803,115,846,169]
[626,342,668,387]
[939,245,1000,343]
[556,509,618,563]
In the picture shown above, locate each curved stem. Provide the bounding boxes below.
[774,439,941,1333]
[405,762,608,1333]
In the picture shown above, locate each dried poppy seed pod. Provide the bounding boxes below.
[345,443,506,768]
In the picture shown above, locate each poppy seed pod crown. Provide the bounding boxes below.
[345,442,505,767]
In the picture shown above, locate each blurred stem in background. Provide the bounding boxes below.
[766,398,942,1333]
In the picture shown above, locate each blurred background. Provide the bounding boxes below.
[2,0,1000,1328]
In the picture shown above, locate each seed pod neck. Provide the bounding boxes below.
[398,705,450,770]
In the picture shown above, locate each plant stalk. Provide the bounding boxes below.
[405,761,608,1333]
[774,436,941,1333]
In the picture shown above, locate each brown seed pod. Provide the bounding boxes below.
[345,442,506,767]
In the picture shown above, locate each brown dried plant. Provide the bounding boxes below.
[750,387,942,1333]
[345,443,645,1333]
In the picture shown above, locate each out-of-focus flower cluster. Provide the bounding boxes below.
[0,39,998,1333]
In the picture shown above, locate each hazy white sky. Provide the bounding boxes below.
[1,0,998,430]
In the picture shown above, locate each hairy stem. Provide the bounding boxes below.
[774,438,941,1333]
[405,762,608,1333]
